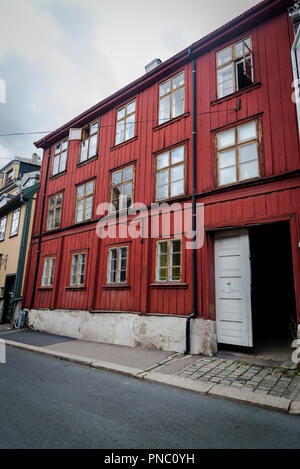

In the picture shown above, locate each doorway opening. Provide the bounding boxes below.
[249,221,297,358]
[1,274,16,324]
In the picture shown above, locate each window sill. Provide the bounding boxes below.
[103,284,131,290]
[153,112,190,132]
[155,193,186,204]
[150,283,188,289]
[50,170,67,180]
[216,176,260,190]
[111,136,138,151]
[65,286,87,291]
[210,82,262,106]
[38,286,53,291]
[9,233,19,239]
[77,155,98,168]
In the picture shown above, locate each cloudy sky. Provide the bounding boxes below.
[0,0,260,165]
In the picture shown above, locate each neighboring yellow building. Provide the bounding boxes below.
[0,155,40,324]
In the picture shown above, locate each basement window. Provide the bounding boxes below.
[79,120,99,163]
[41,257,55,287]
[217,36,253,98]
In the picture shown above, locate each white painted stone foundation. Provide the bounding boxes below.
[27,309,218,355]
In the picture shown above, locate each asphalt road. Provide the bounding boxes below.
[0,347,299,449]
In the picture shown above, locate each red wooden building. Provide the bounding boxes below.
[23,0,300,355]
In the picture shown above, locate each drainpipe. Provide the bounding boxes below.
[30,142,51,309]
[185,49,198,355]
[291,24,300,137]
[11,191,34,324]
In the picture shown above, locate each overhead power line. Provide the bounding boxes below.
[0,107,240,137]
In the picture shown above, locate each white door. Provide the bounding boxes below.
[214,229,253,347]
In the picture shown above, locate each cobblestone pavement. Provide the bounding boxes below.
[177,357,300,400]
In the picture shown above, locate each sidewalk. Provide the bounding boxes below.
[0,325,299,416]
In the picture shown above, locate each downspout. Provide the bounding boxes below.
[291,24,300,137]
[30,142,51,309]
[11,193,33,323]
[185,49,198,355]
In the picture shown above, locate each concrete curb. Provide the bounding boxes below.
[3,339,299,415]
[144,372,215,394]
[208,384,291,414]
[3,339,142,378]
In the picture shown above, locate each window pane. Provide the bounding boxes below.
[217,129,235,149]
[219,149,236,169]
[49,197,55,208]
[235,41,244,57]
[122,182,132,208]
[157,169,169,186]
[90,121,99,133]
[127,100,136,114]
[171,146,184,164]
[86,182,94,195]
[159,241,168,254]
[76,199,84,222]
[238,142,258,164]
[219,166,236,185]
[77,185,85,198]
[159,268,167,281]
[240,160,259,180]
[159,254,168,268]
[173,72,184,89]
[172,253,181,267]
[56,194,62,205]
[117,107,125,120]
[60,151,67,172]
[85,196,93,220]
[171,267,181,281]
[55,144,61,155]
[89,134,97,158]
[53,155,59,175]
[171,164,184,182]
[217,47,232,66]
[112,170,122,185]
[172,87,184,118]
[47,210,54,229]
[112,186,121,211]
[159,79,170,97]
[159,95,170,124]
[157,153,169,169]
[125,113,135,140]
[171,181,183,197]
[123,165,133,181]
[54,207,61,228]
[157,184,168,200]
[115,120,125,145]
[237,121,256,143]
[80,140,88,162]
[217,65,234,98]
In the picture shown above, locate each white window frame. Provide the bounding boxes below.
[216,36,253,99]
[115,100,136,145]
[155,146,185,201]
[0,216,7,241]
[10,208,20,237]
[79,120,100,163]
[156,239,182,282]
[70,252,86,287]
[52,139,68,176]
[159,71,185,125]
[41,257,55,287]
[107,246,128,284]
